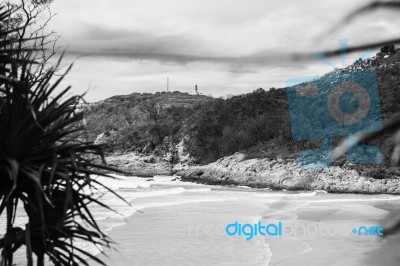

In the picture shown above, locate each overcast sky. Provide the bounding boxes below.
[49,0,400,102]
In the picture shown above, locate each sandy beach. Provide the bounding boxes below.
[83,176,400,266]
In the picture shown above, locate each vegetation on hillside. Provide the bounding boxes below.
[84,91,210,153]
[85,50,400,165]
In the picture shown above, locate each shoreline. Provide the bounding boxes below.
[103,151,400,195]
[87,177,400,266]
[89,194,271,266]
[175,152,400,195]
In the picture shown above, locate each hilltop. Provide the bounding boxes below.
[84,91,212,149]
[84,47,400,184]
[101,91,211,107]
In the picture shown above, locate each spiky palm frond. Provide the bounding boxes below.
[311,1,400,238]
[329,1,400,37]
[0,56,128,265]
[0,4,127,266]
[0,57,128,266]
[315,1,400,57]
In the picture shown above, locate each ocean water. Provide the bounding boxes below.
[88,175,400,266]
[3,175,400,265]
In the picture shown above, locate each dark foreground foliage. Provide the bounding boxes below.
[0,5,124,266]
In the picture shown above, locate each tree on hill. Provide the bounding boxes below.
[140,99,163,123]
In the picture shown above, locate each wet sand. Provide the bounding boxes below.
[263,198,394,265]
[88,185,400,266]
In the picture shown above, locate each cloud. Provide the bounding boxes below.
[229,67,259,74]
[48,0,400,101]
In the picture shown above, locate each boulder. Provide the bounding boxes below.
[94,129,118,146]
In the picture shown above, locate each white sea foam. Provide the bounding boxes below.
[309,196,400,203]
[237,185,252,189]
[290,191,318,197]
[252,239,272,266]
[253,191,318,199]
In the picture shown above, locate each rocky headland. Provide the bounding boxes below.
[175,152,400,194]
[103,153,173,177]
[88,48,400,194]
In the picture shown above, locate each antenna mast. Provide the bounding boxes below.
[167,77,169,92]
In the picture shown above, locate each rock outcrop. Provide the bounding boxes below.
[104,153,172,176]
[176,152,400,194]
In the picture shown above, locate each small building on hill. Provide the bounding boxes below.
[381,45,395,54]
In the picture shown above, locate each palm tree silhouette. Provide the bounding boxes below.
[0,5,126,266]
